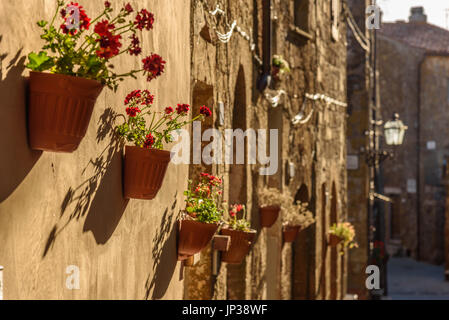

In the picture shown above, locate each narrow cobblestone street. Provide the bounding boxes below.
[386,258,449,300]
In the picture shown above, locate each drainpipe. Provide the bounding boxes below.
[416,56,425,261]
[257,0,272,91]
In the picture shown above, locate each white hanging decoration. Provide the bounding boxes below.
[209,4,225,16]
[216,20,237,43]
[292,109,314,125]
[305,93,347,108]
[265,90,286,108]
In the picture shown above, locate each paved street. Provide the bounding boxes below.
[386,258,449,300]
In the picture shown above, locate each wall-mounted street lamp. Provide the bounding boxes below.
[384,113,408,146]
[363,113,408,167]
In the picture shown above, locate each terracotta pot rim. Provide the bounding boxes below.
[29,70,103,86]
[329,233,343,239]
[179,218,220,226]
[125,145,173,156]
[283,224,301,229]
[260,205,281,210]
[221,228,257,234]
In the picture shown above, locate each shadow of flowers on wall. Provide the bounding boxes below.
[43,108,127,257]
[144,194,180,299]
[0,36,42,203]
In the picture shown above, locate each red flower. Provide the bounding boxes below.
[128,34,142,56]
[141,90,154,105]
[124,3,133,13]
[124,89,142,105]
[143,133,155,149]
[134,9,154,31]
[200,105,212,117]
[96,34,122,59]
[60,2,91,35]
[104,1,111,8]
[94,20,115,36]
[142,54,166,82]
[126,106,141,117]
[165,106,174,114]
[176,104,190,115]
[94,20,121,59]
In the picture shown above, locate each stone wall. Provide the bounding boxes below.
[418,55,449,264]
[378,34,448,264]
[187,0,348,300]
[346,0,371,299]
[0,0,352,300]
[378,34,424,259]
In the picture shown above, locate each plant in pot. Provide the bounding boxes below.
[271,55,290,83]
[370,240,389,266]
[328,222,358,255]
[220,204,257,264]
[178,172,223,261]
[282,198,315,243]
[116,90,212,200]
[258,187,284,228]
[26,1,165,152]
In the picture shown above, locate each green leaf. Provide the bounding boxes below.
[26,51,54,71]
[37,20,48,28]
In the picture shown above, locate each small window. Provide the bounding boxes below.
[294,0,309,32]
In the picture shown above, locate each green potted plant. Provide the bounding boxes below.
[328,222,358,255]
[258,187,283,228]
[116,90,212,200]
[178,173,223,261]
[220,204,257,264]
[26,1,165,152]
[272,54,290,82]
[282,198,315,243]
[370,240,388,266]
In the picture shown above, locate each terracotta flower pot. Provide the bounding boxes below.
[28,71,104,152]
[177,219,218,261]
[123,146,172,200]
[259,206,280,228]
[328,234,343,247]
[220,228,256,264]
[283,225,301,243]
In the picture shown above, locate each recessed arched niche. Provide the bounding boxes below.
[330,182,338,300]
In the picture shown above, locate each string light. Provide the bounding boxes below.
[216,20,237,43]
[209,4,225,16]
[199,1,262,65]
[305,93,347,108]
[264,90,286,108]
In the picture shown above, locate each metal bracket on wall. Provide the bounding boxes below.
[212,235,231,276]
[360,148,393,167]
[183,253,201,267]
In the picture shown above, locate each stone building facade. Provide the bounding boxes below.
[186,0,349,300]
[378,7,449,265]
[0,0,357,300]
[346,0,373,300]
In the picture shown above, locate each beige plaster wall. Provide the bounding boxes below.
[0,0,190,299]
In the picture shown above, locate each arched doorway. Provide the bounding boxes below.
[292,183,311,299]
[320,183,327,300]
